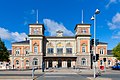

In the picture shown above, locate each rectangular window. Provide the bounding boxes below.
[57,48,63,54]
[34,46,38,53]
[66,48,72,54]
[100,49,104,54]
[82,46,86,53]
[47,48,54,54]
[25,50,29,55]
[16,49,20,55]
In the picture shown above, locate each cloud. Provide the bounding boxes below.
[112,31,120,39]
[106,0,117,8]
[43,19,74,36]
[0,27,11,40]
[0,27,28,42]
[108,12,120,30]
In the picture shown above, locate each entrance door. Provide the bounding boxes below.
[67,60,71,68]
[48,60,52,68]
[58,59,62,68]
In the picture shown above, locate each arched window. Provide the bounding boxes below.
[81,58,87,66]
[33,58,38,65]
[26,60,29,65]
[108,60,111,66]
[16,60,19,65]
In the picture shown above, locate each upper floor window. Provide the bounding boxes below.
[33,28,39,35]
[16,49,20,55]
[82,46,86,53]
[16,60,19,65]
[34,46,38,53]
[47,48,54,54]
[66,48,72,54]
[100,48,104,54]
[25,50,29,55]
[57,48,63,54]
[81,29,86,33]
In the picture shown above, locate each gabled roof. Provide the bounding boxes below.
[12,40,29,44]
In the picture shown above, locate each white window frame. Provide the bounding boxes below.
[100,48,104,54]
[33,58,38,66]
[34,46,38,54]
[57,48,63,54]
[82,29,86,33]
[66,48,72,54]
[82,46,86,53]
[47,48,54,54]
[15,49,20,55]
[26,60,29,66]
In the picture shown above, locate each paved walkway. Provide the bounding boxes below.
[0,68,113,80]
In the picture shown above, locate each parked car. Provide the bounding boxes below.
[112,63,120,70]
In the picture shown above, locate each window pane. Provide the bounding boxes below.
[57,48,63,54]
[34,46,38,53]
[66,48,72,54]
[82,46,86,52]
[48,48,54,54]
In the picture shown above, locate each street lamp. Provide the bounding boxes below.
[91,9,100,78]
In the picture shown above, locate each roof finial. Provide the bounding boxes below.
[81,9,84,24]
[36,9,38,24]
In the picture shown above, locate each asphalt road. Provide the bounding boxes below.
[37,73,89,80]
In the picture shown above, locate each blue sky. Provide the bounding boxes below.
[0,0,120,50]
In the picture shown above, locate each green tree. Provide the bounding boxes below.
[0,38,10,62]
[112,42,120,60]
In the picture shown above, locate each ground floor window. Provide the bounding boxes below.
[16,60,19,65]
[100,60,103,65]
[33,58,38,65]
[48,60,52,68]
[108,60,111,66]
[81,58,87,66]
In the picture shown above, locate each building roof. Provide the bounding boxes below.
[107,50,113,55]
[98,42,108,45]
[12,40,29,44]
[8,50,12,55]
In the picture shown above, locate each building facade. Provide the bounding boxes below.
[9,23,116,70]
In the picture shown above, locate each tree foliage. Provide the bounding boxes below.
[0,38,10,62]
[112,42,120,60]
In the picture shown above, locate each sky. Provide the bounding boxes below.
[0,0,120,50]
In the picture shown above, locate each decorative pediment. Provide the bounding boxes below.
[81,43,87,46]
[66,42,72,47]
[47,42,54,47]
[57,42,63,47]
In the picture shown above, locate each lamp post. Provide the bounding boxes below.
[91,9,100,78]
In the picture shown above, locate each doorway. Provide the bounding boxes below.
[67,60,71,68]
[48,60,52,68]
[58,59,62,68]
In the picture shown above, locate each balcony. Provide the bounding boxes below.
[45,53,76,57]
